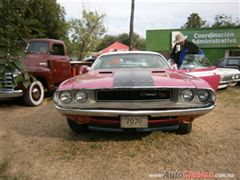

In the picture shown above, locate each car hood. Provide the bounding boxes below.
[58,68,210,90]
[216,68,240,75]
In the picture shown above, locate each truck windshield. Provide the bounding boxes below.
[26,42,49,54]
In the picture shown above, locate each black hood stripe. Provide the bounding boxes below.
[113,70,154,87]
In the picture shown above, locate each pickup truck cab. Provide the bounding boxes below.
[23,39,73,90]
[0,38,88,106]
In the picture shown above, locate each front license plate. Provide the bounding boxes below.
[120,116,148,128]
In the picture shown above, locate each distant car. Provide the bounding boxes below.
[177,54,240,89]
[54,51,216,134]
[175,55,220,91]
[215,57,240,70]
[215,68,240,88]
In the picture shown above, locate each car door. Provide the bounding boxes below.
[48,43,72,84]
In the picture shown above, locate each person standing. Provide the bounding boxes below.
[171,32,201,69]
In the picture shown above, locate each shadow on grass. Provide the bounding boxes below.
[0,97,26,107]
[0,159,30,180]
[0,160,9,177]
[65,130,153,142]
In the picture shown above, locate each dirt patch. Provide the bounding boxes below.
[1,87,240,179]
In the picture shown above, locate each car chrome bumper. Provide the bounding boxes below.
[0,90,23,100]
[55,104,215,117]
[218,79,240,89]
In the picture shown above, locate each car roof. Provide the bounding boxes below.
[225,56,240,59]
[30,38,64,44]
[99,51,162,56]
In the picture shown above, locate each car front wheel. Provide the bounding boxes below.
[23,81,44,106]
[176,123,192,134]
[67,118,89,133]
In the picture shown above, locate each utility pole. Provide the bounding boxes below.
[129,0,135,51]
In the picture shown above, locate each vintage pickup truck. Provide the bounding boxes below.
[0,38,90,106]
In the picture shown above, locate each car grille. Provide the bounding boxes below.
[222,75,233,81]
[96,89,171,101]
[1,72,14,90]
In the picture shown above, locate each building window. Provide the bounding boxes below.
[229,50,240,56]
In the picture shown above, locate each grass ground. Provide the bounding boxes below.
[0,86,239,179]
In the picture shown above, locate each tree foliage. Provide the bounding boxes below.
[96,33,145,52]
[211,14,240,28]
[26,0,67,39]
[0,0,67,56]
[182,13,207,29]
[68,10,106,61]
[0,0,29,55]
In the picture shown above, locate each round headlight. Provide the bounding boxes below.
[235,74,240,79]
[59,91,72,104]
[181,89,194,101]
[197,90,210,102]
[75,91,88,103]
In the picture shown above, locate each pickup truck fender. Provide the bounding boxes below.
[27,66,55,91]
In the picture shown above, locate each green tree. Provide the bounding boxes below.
[0,0,30,56]
[95,35,117,51]
[26,0,68,39]
[96,33,145,52]
[117,33,145,50]
[182,13,207,29]
[0,0,67,56]
[69,10,106,60]
[212,14,240,28]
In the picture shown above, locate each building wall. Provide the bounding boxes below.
[203,49,225,63]
[146,28,240,64]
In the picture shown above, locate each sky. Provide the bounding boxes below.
[57,0,240,38]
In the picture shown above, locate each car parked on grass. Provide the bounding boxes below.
[177,54,240,89]
[54,51,217,134]
[0,39,91,106]
[215,57,240,70]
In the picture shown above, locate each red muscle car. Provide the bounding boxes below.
[54,51,216,134]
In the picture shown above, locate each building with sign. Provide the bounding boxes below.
[146,28,240,63]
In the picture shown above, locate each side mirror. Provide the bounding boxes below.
[49,49,55,55]
[79,65,90,75]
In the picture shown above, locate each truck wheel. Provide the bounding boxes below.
[67,118,89,133]
[176,123,192,134]
[23,81,44,106]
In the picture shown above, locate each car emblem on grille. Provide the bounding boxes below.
[140,92,157,97]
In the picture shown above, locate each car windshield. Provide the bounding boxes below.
[92,53,170,70]
[26,41,49,54]
[180,54,212,70]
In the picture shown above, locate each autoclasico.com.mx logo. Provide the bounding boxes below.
[149,171,235,179]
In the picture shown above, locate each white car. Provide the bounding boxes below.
[169,54,240,90]
[215,68,240,89]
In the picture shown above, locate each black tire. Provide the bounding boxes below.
[176,123,192,134]
[23,81,44,106]
[67,118,89,133]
